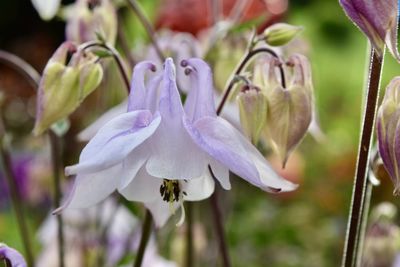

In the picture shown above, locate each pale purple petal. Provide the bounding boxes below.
[209,160,231,190]
[339,0,398,58]
[119,166,160,202]
[59,164,122,210]
[77,100,128,141]
[119,145,149,189]
[146,58,209,179]
[0,244,27,267]
[128,61,157,111]
[182,175,215,201]
[145,74,163,113]
[182,58,216,122]
[146,114,209,179]
[184,116,297,192]
[158,58,184,118]
[66,111,161,175]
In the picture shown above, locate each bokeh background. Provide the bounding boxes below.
[1,0,400,266]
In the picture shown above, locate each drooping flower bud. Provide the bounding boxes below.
[263,23,303,47]
[362,203,400,266]
[376,77,400,195]
[265,54,313,167]
[339,0,399,61]
[237,85,268,143]
[66,0,117,45]
[34,41,103,135]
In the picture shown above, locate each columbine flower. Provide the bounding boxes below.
[34,41,103,135]
[31,0,61,20]
[339,0,399,61]
[0,243,27,267]
[376,77,400,195]
[59,58,296,227]
[65,0,117,45]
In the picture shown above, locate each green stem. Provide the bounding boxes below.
[133,210,153,267]
[208,166,231,267]
[341,48,384,267]
[216,47,285,115]
[80,41,131,94]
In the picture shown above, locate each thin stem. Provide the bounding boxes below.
[341,48,383,267]
[49,132,65,267]
[185,202,194,267]
[0,115,34,267]
[133,210,153,267]
[80,41,131,93]
[216,47,285,115]
[208,167,231,267]
[210,191,231,267]
[0,50,40,89]
[126,0,166,62]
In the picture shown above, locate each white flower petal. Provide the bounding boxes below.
[119,166,160,202]
[60,164,122,210]
[145,198,179,228]
[182,175,215,201]
[32,0,61,20]
[77,100,127,142]
[66,111,160,175]
[146,116,208,179]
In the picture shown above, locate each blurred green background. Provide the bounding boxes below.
[1,0,400,266]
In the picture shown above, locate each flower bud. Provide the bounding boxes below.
[237,85,268,143]
[376,77,400,195]
[266,85,312,168]
[265,54,313,167]
[362,204,400,266]
[34,41,103,135]
[263,23,303,47]
[66,0,117,45]
[339,0,399,61]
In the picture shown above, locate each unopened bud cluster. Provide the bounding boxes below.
[237,53,313,167]
[34,41,103,135]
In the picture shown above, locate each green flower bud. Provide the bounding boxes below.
[237,85,268,143]
[266,85,312,168]
[66,0,117,45]
[265,54,313,167]
[263,23,303,47]
[34,41,103,135]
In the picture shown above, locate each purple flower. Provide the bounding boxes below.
[339,0,399,60]
[59,58,296,227]
[0,243,27,267]
[376,77,400,195]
